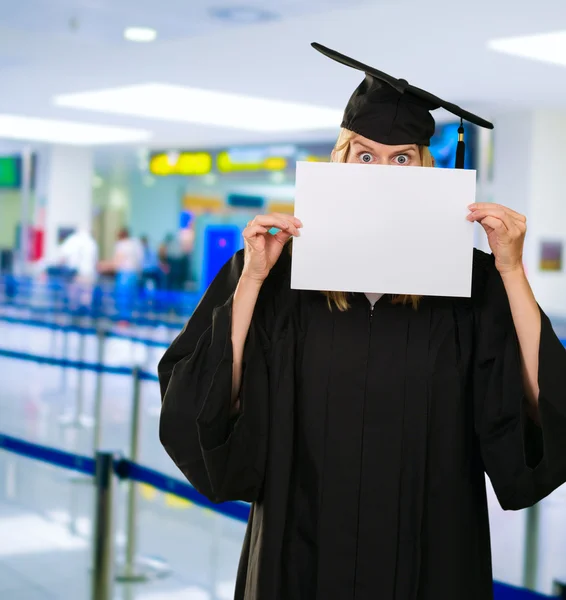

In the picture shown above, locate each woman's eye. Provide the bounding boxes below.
[394,154,409,165]
[359,152,373,163]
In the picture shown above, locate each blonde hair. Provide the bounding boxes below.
[322,128,434,311]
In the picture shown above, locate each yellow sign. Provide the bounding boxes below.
[150,152,212,176]
[217,151,287,173]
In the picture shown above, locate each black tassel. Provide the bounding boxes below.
[455,119,465,169]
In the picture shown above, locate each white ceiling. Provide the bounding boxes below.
[1,0,566,149]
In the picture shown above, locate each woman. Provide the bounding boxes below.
[158,44,566,600]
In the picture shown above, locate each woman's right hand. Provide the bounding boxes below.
[242,213,302,283]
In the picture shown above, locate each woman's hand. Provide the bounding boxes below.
[467,203,527,275]
[242,213,302,283]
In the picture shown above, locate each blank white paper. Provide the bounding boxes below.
[290,161,476,298]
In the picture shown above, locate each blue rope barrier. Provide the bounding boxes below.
[0,315,97,335]
[0,302,188,330]
[493,582,556,599]
[106,331,169,349]
[0,433,96,476]
[0,428,560,597]
[0,315,170,349]
[139,369,159,383]
[0,347,133,376]
[0,431,249,523]
[0,276,200,304]
[116,459,250,523]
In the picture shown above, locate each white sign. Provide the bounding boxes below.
[291,161,476,297]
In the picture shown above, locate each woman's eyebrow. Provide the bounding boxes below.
[351,141,417,154]
[392,146,417,154]
[351,141,375,152]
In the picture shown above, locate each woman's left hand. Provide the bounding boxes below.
[467,203,527,275]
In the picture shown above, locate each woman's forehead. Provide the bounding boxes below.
[350,134,417,153]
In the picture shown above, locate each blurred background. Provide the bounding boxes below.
[1,0,566,598]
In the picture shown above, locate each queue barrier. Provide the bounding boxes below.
[0,433,250,522]
[2,304,566,599]
[0,427,559,600]
[0,431,249,600]
[0,314,172,349]
[0,301,188,330]
[0,276,200,322]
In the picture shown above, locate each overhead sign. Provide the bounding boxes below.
[149,142,335,177]
[149,152,213,176]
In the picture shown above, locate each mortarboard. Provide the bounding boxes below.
[312,42,494,169]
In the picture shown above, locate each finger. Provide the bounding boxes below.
[480,216,507,234]
[468,209,510,230]
[469,203,526,223]
[252,215,295,231]
[271,212,303,228]
[254,215,301,237]
[468,207,508,221]
[243,225,269,240]
[273,230,293,245]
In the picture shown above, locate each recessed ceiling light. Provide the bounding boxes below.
[124,27,157,43]
[488,30,566,67]
[0,115,152,145]
[53,84,343,133]
[209,6,278,23]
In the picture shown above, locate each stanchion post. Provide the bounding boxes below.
[116,367,170,582]
[75,323,86,422]
[523,503,540,590]
[60,318,93,429]
[61,319,70,392]
[91,452,116,600]
[92,327,107,452]
[124,366,141,579]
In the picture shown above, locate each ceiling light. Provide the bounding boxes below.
[53,84,343,133]
[0,115,152,145]
[209,6,278,23]
[124,27,157,43]
[488,30,566,67]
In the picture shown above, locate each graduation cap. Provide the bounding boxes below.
[312,42,494,169]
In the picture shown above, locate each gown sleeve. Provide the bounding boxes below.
[158,249,284,503]
[473,250,566,510]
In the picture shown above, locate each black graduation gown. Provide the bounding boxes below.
[158,247,566,600]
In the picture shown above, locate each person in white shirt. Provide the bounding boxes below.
[56,228,98,282]
[113,228,143,274]
[50,228,98,312]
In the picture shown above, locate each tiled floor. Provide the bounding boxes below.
[1,310,566,598]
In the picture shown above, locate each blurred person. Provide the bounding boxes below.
[99,227,143,323]
[159,232,187,291]
[140,234,164,289]
[48,227,98,311]
[158,43,566,600]
[54,227,98,282]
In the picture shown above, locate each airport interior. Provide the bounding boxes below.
[2,1,566,599]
